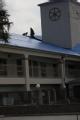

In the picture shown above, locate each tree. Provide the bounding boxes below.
[0,0,11,43]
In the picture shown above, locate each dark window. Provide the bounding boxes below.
[16,59,23,77]
[29,60,32,77]
[74,86,80,99]
[42,90,49,104]
[29,60,39,77]
[66,62,80,78]
[40,62,46,77]
[33,61,39,77]
[53,64,59,77]
[0,58,7,76]
[29,58,60,78]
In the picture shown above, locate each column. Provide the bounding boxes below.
[60,56,66,88]
[60,56,67,100]
[24,54,30,91]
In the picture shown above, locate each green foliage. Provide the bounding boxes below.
[0,0,11,43]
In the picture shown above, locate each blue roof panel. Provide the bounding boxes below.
[72,43,80,54]
[0,34,80,57]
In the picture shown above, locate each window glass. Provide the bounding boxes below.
[32,61,39,77]
[29,58,60,78]
[29,60,39,77]
[66,61,80,78]
[53,64,59,77]
[0,58,7,76]
[16,59,23,77]
[40,62,46,77]
[29,60,32,77]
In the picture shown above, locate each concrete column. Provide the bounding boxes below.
[61,57,66,88]
[24,54,30,91]
[60,57,67,100]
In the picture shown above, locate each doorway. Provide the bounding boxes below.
[41,89,56,105]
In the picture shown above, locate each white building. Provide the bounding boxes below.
[0,0,80,115]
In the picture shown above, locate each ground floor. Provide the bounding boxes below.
[0,82,80,106]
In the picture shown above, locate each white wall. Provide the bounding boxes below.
[40,2,71,48]
[69,2,80,48]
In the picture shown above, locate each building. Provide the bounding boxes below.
[0,0,80,116]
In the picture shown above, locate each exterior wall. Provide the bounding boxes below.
[0,46,62,90]
[0,46,80,104]
[40,1,80,48]
[0,47,62,91]
[0,46,80,90]
[0,115,78,120]
[69,2,80,48]
[40,2,71,48]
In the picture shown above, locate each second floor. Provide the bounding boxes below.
[0,52,80,84]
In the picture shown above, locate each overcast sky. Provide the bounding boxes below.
[4,0,80,35]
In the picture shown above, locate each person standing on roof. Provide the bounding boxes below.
[30,27,35,38]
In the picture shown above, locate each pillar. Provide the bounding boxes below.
[60,56,67,100]
[24,54,30,91]
[61,57,66,88]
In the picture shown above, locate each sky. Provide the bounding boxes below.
[4,0,80,36]
[4,0,47,36]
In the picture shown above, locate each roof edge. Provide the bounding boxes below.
[38,1,80,6]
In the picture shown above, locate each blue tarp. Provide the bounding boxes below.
[0,34,80,57]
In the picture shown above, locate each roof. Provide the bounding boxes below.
[0,34,80,57]
[38,1,80,6]
[72,43,80,54]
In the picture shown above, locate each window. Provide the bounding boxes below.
[16,59,23,77]
[0,58,7,76]
[29,60,46,78]
[33,61,39,77]
[66,61,80,78]
[52,64,59,77]
[29,58,60,78]
[29,60,39,77]
[29,60,32,77]
[40,62,46,77]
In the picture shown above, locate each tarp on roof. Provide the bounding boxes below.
[0,34,80,57]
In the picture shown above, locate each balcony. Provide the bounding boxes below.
[0,63,25,84]
[0,77,25,84]
[29,66,61,78]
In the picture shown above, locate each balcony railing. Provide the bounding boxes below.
[29,66,61,78]
[0,64,24,77]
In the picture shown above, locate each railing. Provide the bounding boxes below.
[29,66,61,78]
[0,64,7,76]
[0,64,24,77]
[0,65,80,79]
